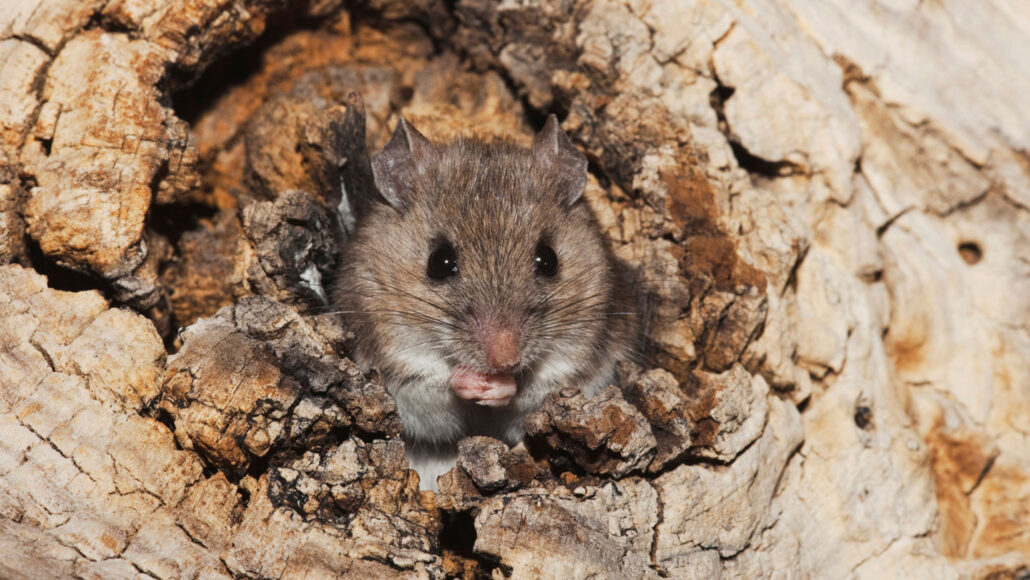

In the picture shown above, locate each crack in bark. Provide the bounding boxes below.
[875,206,915,238]
[648,479,666,575]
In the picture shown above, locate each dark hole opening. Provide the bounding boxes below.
[438,509,511,577]
[169,3,322,124]
[957,241,982,265]
[439,511,477,557]
[728,140,796,178]
[245,452,274,483]
[709,82,735,112]
[860,269,883,284]
[149,202,219,247]
[854,405,873,430]
[25,235,112,296]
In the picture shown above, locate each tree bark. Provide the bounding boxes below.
[1,0,1028,578]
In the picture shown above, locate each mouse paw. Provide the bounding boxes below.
[450,367,517,407]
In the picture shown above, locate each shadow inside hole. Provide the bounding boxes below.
[24,235,113,296]
[958,241,983,265]
[168,2,326,124]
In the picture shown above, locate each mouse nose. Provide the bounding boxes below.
[484,327,520,371]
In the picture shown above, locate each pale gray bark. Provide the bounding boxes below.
[0,0,1028,578]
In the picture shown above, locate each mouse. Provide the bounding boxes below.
[332,114,640,489]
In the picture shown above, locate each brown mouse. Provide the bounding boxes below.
[333,115,640,488]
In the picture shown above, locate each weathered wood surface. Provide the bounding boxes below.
[1,0,1028,578]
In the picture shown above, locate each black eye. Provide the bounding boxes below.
[427,242,458,280]
[535,242,558,277]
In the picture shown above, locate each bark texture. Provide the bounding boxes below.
[1,0,1029,578]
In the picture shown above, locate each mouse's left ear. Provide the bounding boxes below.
[370,117,437,212]
[532,114,588,205]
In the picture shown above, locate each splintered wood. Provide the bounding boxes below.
[1,0,1029,578]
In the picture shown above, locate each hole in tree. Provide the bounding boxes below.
[169,3,322,123]
[24,235,113,296]
[149,202,219,248]
[854,405,873,430]
[439,511,476,556]
[245,449,274,482]
[439,510,505,578]
[237,482,252,508]
[859,269,883,284]
[709,83,735,113]
[152,407,178,437]
[728,140,796,178]
[958,241,982,265]
[796,397,810,414]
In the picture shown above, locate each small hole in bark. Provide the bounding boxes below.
[709,80,735,136]
[525,435,589,480]
[860,269,883,284]
[958,241,982,265]
[149,202,218,247]
[153,408,177,436]
[201,460,219,479]
[796,397,810,413]
[237,482,252,508]
[439,511,476,555]
[854,405,873,430]
[728,141,795,178]
[246,450,274,481]
[709,83,735,111]
[440,511,501,577]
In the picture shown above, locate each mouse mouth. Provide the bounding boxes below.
[449,366,517,407]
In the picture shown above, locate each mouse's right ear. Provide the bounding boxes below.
[370,117,436,212]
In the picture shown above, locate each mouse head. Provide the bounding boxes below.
[341,115,621,400]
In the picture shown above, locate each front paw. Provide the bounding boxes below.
[450,367,517,407]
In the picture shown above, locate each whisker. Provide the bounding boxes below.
[334,305,466,333]
[356,277,458,316]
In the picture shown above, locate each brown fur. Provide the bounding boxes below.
[333,120,639,484]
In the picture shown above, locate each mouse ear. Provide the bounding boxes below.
[370,117,436,211]
[532,114,588,205]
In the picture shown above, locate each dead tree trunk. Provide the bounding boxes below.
[1,0,1028,577]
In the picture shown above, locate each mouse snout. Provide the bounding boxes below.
[477,322,520,372]
[486,328,519,371]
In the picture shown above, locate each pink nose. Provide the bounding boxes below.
[485,328,519,371]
